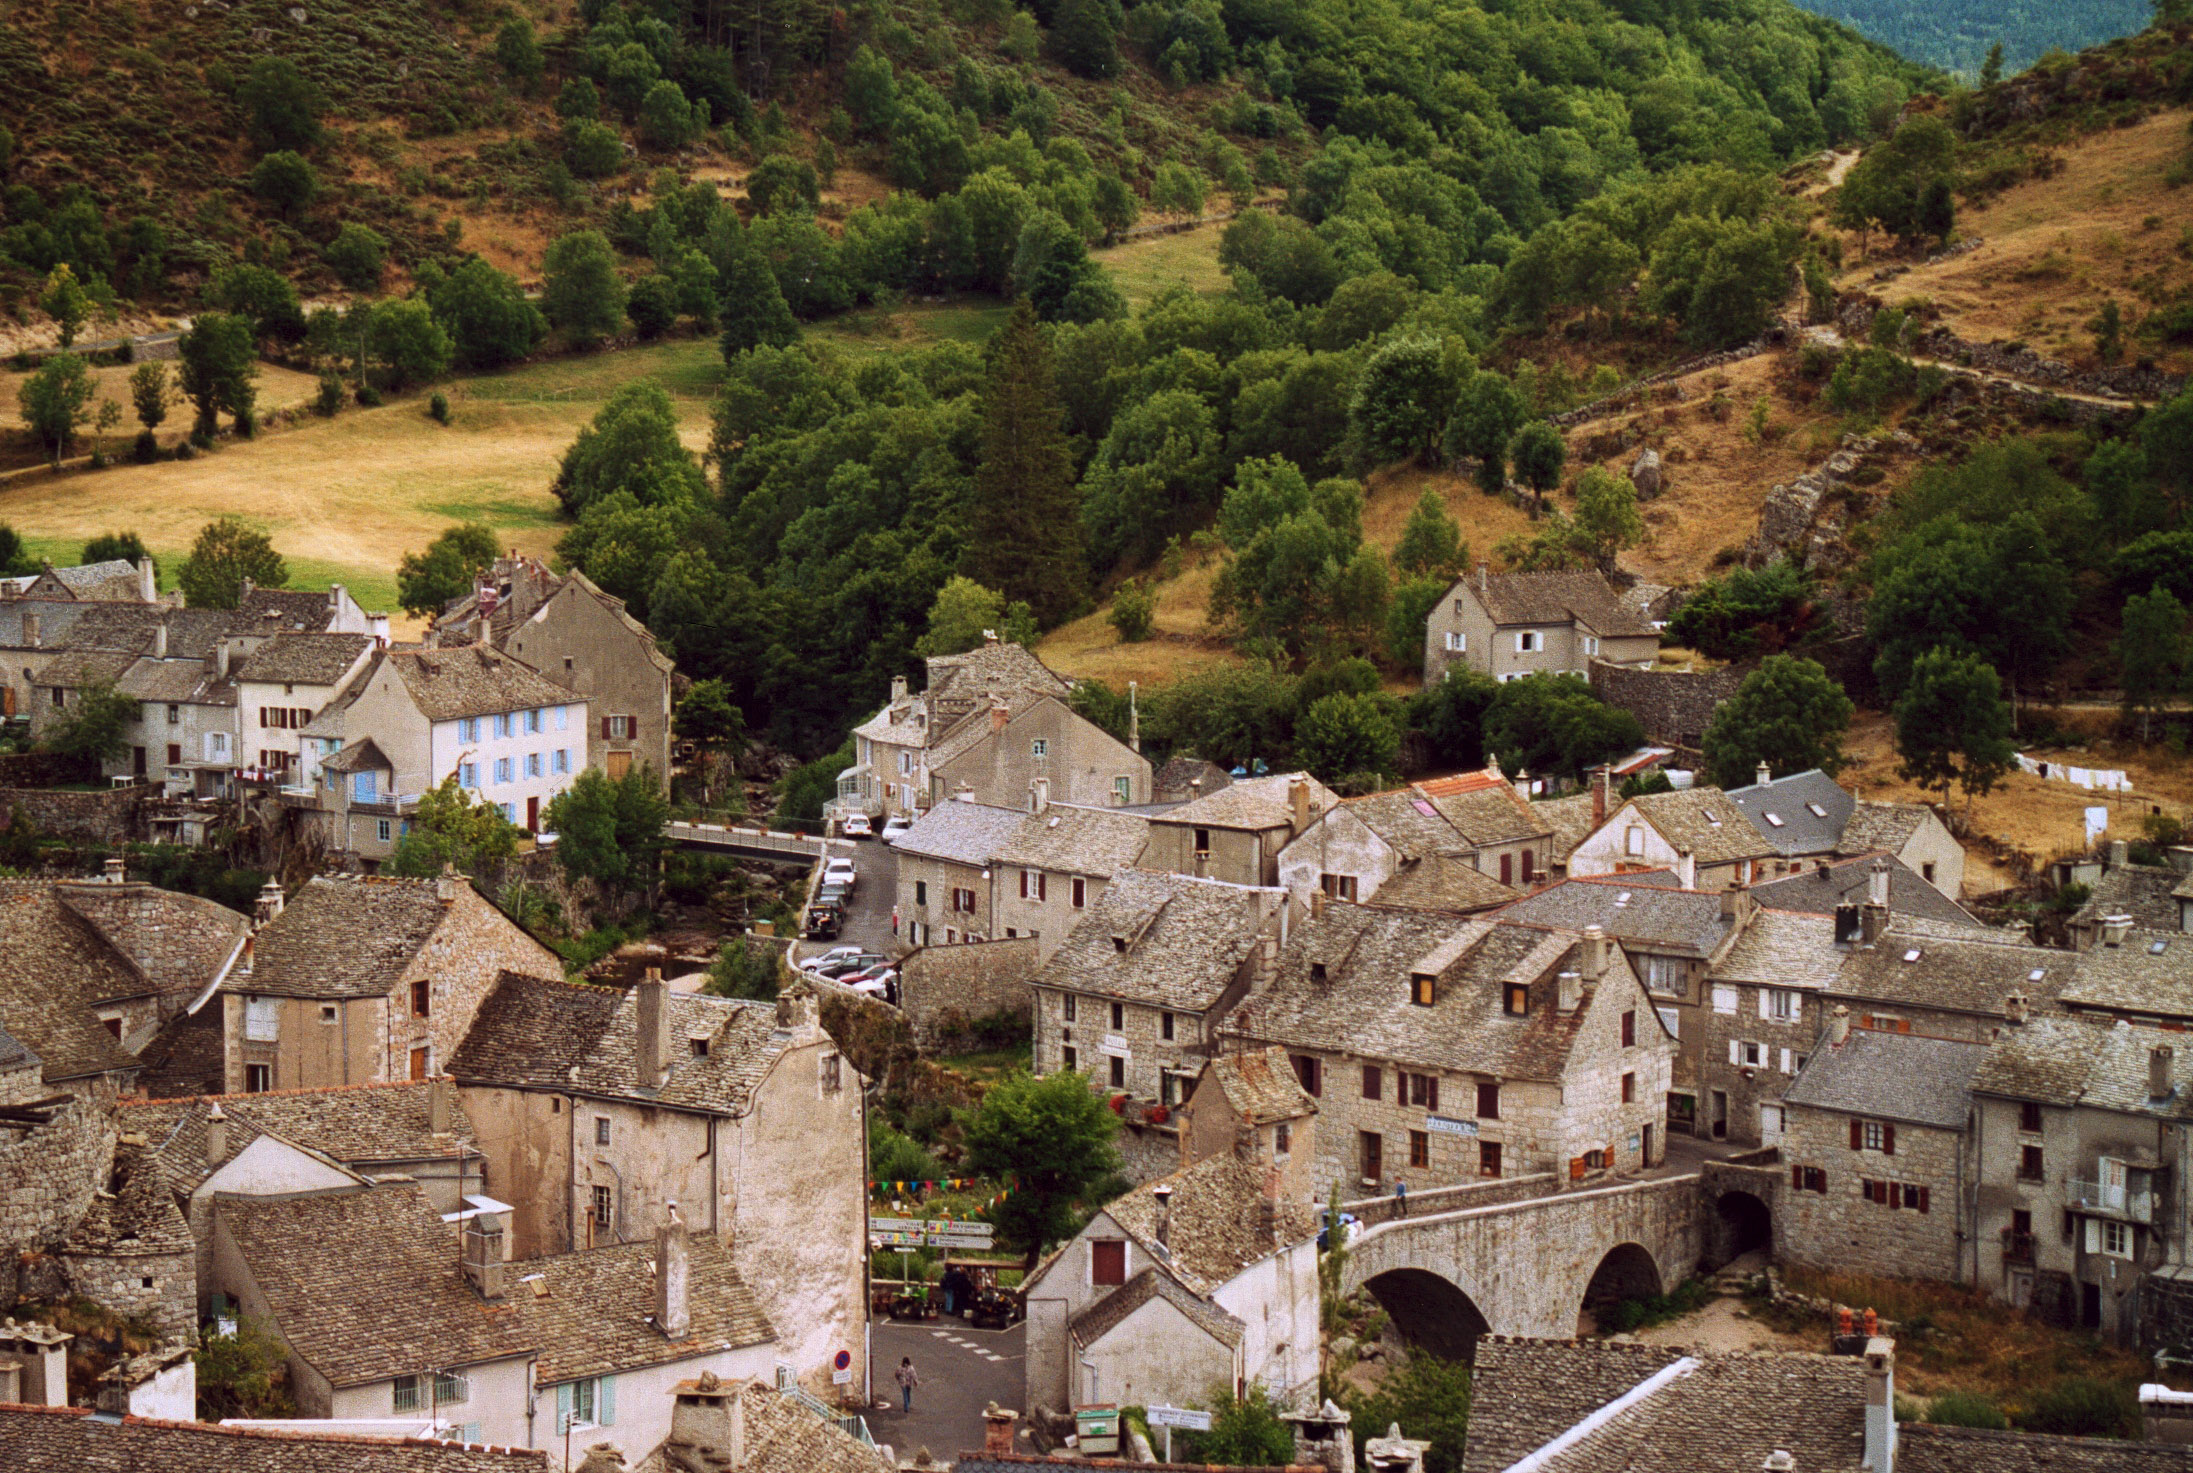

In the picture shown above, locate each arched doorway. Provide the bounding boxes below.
[1360,1267,1492,1363]
[1578,1242,1665,1333]
[1709,1191,1773,1269]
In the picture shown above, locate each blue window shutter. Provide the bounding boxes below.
[599,1375,616,1426]
[555,1381,571,1429]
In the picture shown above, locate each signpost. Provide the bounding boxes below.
[868,1217,997,1250]
[1147,1405,1213,1462]
[832,1349,853,1385]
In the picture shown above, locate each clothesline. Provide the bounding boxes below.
[2016,753,2132,793]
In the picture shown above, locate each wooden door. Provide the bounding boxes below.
[526,795,540,831]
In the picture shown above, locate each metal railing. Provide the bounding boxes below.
[2070,1175,2153,1222]
[2001,1228,2036,1265]
[781,1382,872,1445]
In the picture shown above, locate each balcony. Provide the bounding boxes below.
[2000,1228,2036,1265]
[2070,1173,2156,1223]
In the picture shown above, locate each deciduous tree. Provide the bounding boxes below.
[177,516,286,609]
[546,764,671,912]
[2118,586,2191,745]
[957,1069,1121,1267]
[541,229,628,349]
[396,521,500,618]
[389,776,521,878]
[16,352,94,468]
[1894,647,2015,813]
[39,264,89,348]
[1701,655,1856,790]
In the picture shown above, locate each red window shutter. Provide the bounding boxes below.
[1500,853,1514,886]
[258,707,268,727]
[1883,1123,1896,1156]
[1570,1156,1586,1181]
[1427,1077,1439,1112]
[1918,1186,1930,1214]
[1850,1120,1863,1151]
[1037,873,1047,902]
[1091,1240,1125,1286]
[1622,1010,1636,1047]
[1793,1164,1805,1189]
[1019,871,1028,899]
[601,716,613,739]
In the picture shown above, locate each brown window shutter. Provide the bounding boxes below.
[1883,1123,1896,1156]
[1019,871,1028,899]
[1569,1156,1586,1181]
[1793,1164,1805,1189]
[1427,1077,1439,1112]
[1887,1182,1900,1210]
[1918,1186,1930,1214]
[602,716,613,739]
[258,707,267,727]
[1037,873,1046,902]
[1850,1120,1863,1151]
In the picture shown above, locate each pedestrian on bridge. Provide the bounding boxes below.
[1393,1179,1408,1218]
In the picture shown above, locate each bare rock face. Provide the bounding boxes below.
[1628,448,1663,500]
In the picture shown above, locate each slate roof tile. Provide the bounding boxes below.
[0,880,151,1081]
[1462,570,1657,637]
[55,879,248,1006]
[123,1079,479,1198]
[1069,1264,1246,1349]
[0,1404,551,1472]
[1724,768,1856,856]
[1099,1153,1318,1296]
[1748,854,1982,929]
[1497,876,1731,956]
[2062,930,2193,1020]
[387,646,576,722]
[1784,1028,1988,1129]
[233,633,376,687]
[1370,856,1521,913]
[994,804,1150,876]
[1621,788,1776,866]
[1157,773,1336,833]
[518,1230,774,1385]
[889,800,1031,867]
[235,875,457,1000]
[1828,924,2072,1019]
[1972,1011,2193,1119]
[1195,1045,1317,1126]
[1035,871,1274,1013]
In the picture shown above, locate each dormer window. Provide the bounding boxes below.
[1504,983,1530,1016]
[1411,974,1436,1007]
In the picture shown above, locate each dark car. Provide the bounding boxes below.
[803,903,843,940]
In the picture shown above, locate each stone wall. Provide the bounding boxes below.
[0,752,100,788]
[60,1244,195,1341]
[1548,331,1786,429]
[900,937,1038,1049]
[1341,1172,1559,1227]
[0,1077,119,1264]
[0,784,152,844]
[1588,660,1750,749]
[1778,1105,1965,1283]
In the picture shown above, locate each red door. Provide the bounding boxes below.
[526,795,540,832]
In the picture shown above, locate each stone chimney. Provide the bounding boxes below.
[1830,1004,1850,1048]
[1030,776,1049,814]
[983,1403,1019,1456]
[429,1072,452,1134]
[2109,839,2130,869]
[775,986,810,1031]
[1675,847,1696,890]
[328,584,344,614]
[656,1202,691,1339]
[205,1102,228,1168]
[152,620,167,659]
[983,628,999,647]
[1756,761,1772,787]
[23,610,38,648]
[1860,901,1888,947]
[1582,924,1609,981]
[637,968,671,1089]
[463,1213,505,1300]
[1863,1338,1897,1473]
[1557,969,1583,1014]
[1153,1182,1173,1248]
[990,699,1010,734]
[1722,887,1755,927]
[890,675,908,707]
[2005,991,2030,1025]
[137,557,156,602]
[102,856,125,885]
[1310,886,1325,921]
[435,863,461,904]
[1364,1422,1432,1473]
[215,641,229,679]
[1128,679,1140,755]
[0,1320,73,1406]
[2102,913,2135,948]
[1290,776,1311,835]
[1477,563,1489,596]
[1591,765,1611,829]
[254,880,285,926]
[1868,857,1890,910]
[240,577,256,602]
[669,1371,743,1470]
[2152,1045,2176,1102]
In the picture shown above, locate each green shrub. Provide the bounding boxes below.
[1110,579,1156,642]
[355,383,384,408]
[1926,1391,2007,1429]
[428,392,450,424]
[132,429,159,463]
[2015,1378,2139,1440]
[314,371,345,417]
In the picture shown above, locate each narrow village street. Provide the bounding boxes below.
[870,1317,1026,1464]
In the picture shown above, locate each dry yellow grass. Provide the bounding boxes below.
[0,360,326,452]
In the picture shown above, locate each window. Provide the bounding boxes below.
[556,705,569,731]
[1500,853,1514,886]
[1362,1065,1383,1101]
[1062,993,1076,1022]
[1411,974,1436,1007]
[822,1053,842,1091]
[1445,631,1466,652]
[1504,983,1530,1016]
[1031,737,1048,758]
[1091,1239,1126,1285]
[501,802,515,824]
[1625,826,1644,857]
[1402,1071,1439,1110]
[557,1376,614,1430]
[1765,988,1798,1022]
[494,757,513,784]
[2020,1101,2043,1133]
[1517,630,1541,653]
[526,752,542,778]
[1161,1011,1175,1040]
[394,1376,422,1413]
[1114,776,1131,803]
[526,708,543,734]
[1921,861,1936,884]
[554,748,570,775]
[494,714,511,739]
[1109,1056,1124,1088]
[1711,986,1738,1015]
[1479,1141,1503,1178]
[1193,827,1211,856]
[1292,1054,1323,1098]
[1072,876,1087,908]
[2101,1219,2131,1258]
[1853,1120,1895,1154]
[1359,1130,1383,1182]
[1735,1041,1764,1068]
[321,1004,338,1024]
[244,1063,271,1093]
[378,818,392,842]
[1790,1165,1827,1193]
[460,762,479,789]
[1641,955,1685,996]
[915,880,928,907]
[1110,1001,1124,1031]
[603,715,636,740]
[1583,635,1600,657]
[1622,1072,1636,1103]
[245,996,279,1042]
[1476,1082,1500,1120]
[410,1045,431,1081]
[354,771,378,803]
[458,718,478,744]
[1062,1045,1077,1072]
[1410,1130,1430,1169]
[434,1370,470,1406]
[595,1117,612,1146]
[411,980,430,1017]
[690,1037,711,1058]
[1275,1120,1290,1155]
[2019,1144,2045,1181]
[1321,873,1359,903]
[1621,1010,1636,1047]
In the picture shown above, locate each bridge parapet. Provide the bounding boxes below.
[1339,1173,1560,1229]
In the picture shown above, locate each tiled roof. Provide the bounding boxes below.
[48,558,141,593]
[1342,789,1468,859]
[924,641,1070,706]
[1461,570,1657,637]
[890,800,1031,867]
[0,1019,35,1072]
[33,646,136,688]
[1370,855,1520,913]
[1196,1045,1317,1125]
[0,1404,550,1472]
[1459,1337,1868,1473]
[56,879,248,1006]
[323,738,393,774]
[1709,910,1846,990]
[1100,1153,1317,1296]
[519,1230,774,1385]
[1836,799,1933,857]
[954,1459,1309,1473]
[447,972,623,1090]
[1036,871,1273,1012]
[116,655,233,705]
[1156,772,1336,833]
[62,1141,194,1256]
[1620,788,1775,866]
[1828,923,2073,1020]
[236,876,459,999]
[0,880,150,1081]
[1784,1029,1987,1129]
[387,646,575,722]
[1724,768,1855,856]
[640,1380,895,1473]
[0,598,96,648]
[1900,1421,2193,1470]
[236,586,345,631]
[1070,1263,1245,1349]
[1748,854,1981,929]
[1972,1011,2193,1119]
[1497,876,1732,957]
[995,804,1150,877]
[1227,908,1614,1082]
[1536,793,1601,864]
[1153,757,1231,802]
[216,1182,533,1387]
[132,1005,225,1098]
[502,571,674,677]
[234,632,376,687]
[1422,783,1551,848]
[2062,931,2193,1021]
[124,1080,479,1198]
[2068,864,2188,935]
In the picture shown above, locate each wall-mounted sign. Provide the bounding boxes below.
[1425,1115,1480,1137]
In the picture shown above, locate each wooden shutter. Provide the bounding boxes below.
[1793,1164,1805,1189]
[1917,1186,1930,1214]
[1362,1066,1381,1101]
[1091,1239,1125,1285]
[1427,1076,1439,1112]
[599,1374,615,1426]
[1018,870,1028,899]
[1037,873,1047,902]
[1850,1120,1864,1150]
[601,716,613,738]
[1883,1123,1896,1156]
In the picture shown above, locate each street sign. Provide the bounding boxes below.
[1425,1115,1479,1137]
[869,1223,997,1250]
[835,1350,852,1370]
[871,1219,994,1234]
[1147,1406,1213,1432]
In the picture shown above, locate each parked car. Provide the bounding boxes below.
[815,881,852,909]
[842,963,899,988]
[842,813,874,839]
[806,953,888,980]
[882,815,912,840]
[823,857,857,893]
[804,945,866,969]
[803,903,843,940]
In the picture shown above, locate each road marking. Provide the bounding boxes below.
[928,1330,950,1338]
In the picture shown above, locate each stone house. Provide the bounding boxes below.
[1749,852,1983,928]
[434,561,677,789]
[1778,1021,1987,1283]
[2057,927,2193,1026]
[889,798,1029,948]
[1725,767,1967,899]
[1421,567,1657,686]
[301,645,591,840]
[8,557,160,605]
[0,599,99,718]
[55,1136,196,1341]
[0,1402,555,1472]
[1968,1011,2193,1345]
[1566,786,1777,890]
[212,1178,778,1468]
[1695,908,1844,1148]
[1823,916,2077,1046]
[1020,1151,1319,1413]
[1221,905,1676,1195]
[2063,845,2193,950]
[1495,873,1744,1139]
[1144,773,1340,888]
[234,581,384,638]
[449,976,867,1396]
[1174,1046,1320,1208]
[32,867,252,1049]
[991,796,1151,960]
[1030,869,1285,1106]
[234,633,379,786]
[222,873,563,1094]
[1274,770,1539,914]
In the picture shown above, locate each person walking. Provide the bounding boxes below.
[895,1356,920,1414]
[1393,1178,1408,1219]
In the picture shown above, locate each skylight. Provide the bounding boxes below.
[2153,940,2171,956]
[2028,968,2046,982]
[1616,892,1632,905]
[1902,949,1921,963]
[1765,812,1785,827]
[1806,803,1828,818]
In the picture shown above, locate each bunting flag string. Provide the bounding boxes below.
[865,1176,1021,1220]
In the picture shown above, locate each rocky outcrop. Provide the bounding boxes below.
[1744,431,1920,575]
[1628,448,1663,500]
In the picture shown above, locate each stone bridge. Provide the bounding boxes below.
[1341,1167,1779,1359]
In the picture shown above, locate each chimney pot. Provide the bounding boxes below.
[990,699,1010,733]
[463,1215,505,1301]
[637,972,671,1089]
[2109,839,2130,869]
[153,621,167,659]
[1557,969,1583,1014]
[435,863,460,905]
[102,856,125,885]
[1676,847,1696,891]
[656,1202,691,1338]
[254,880,285,927]
[1153,1182,1173,1246]
[1831,1004,1851,1048]
[23,610,38,648]
[1030,776,1049,814]
[241,578,255,600]
[2005,991,2030,1025]
[215,641,230,679]
[982,1404,1019,1457]
[1868,857,1890,910]
[1477,562,1488,596]
[1756,761,1772,787]
[205,1102,228,1169]
[2102,913,2134,947]
[890,675,908,707]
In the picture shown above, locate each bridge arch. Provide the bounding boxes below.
[1359,1267,1491,1362]
[1579,1242,1664,1330]
[1706,1188,1773,1269]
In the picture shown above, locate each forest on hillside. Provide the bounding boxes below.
[1789,0,2153,78]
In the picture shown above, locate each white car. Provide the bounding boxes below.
[823,857,857,893]
[841,813,874,839]
[882,815,912,840]
[804,945,865,971]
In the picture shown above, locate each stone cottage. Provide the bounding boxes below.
[888,797,1030,948]
[1174,1046,1320,1208]
[1566,787,1777,890]
[1724,767,1966,900]
[1274,770,1539,914]
[990,795,1151,960]
[1144,773,1340,888]
[1421,567,1657,686]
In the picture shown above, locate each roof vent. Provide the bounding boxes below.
[1902,949,1921,963]
[1763,1453,1796,1473]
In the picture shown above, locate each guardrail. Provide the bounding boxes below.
[781,1382,872,1445]
[664,820,834,859]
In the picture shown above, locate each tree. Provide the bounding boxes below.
[965,299,1084,624]
[177,516,286,609]
[551,381,707,517]
[1208,458,1377,659]
[1295,692,1399,784]
[641,80,702,150]
[557,77,602,122]
[425,258,546,369]
[704,937,783,1001]
[545,764,671,911]
[495,16,544,90]
[1392,489,1466,581]
[249,150,318,218]
[716,228,799,356]
[83,531,152,574]
[2089,299,2124,366]
[195,1314,296,1420]
[1570,466,1645,572]
[389,775,521,878]
[1180,1385,1295,1466]
[44,681,137,762]
[1485,673,1645,782]
[362,298,453,390]
[16,352,95,468]
[1111,580,1156,642]
[1344,1350,1473,1473]
[206,263,305,342]
[746,155,821,216]
[322,223,387,291]
[1979,42,2004,87]
[1410,665,1500,769]
[1894,647,2015,813]
[677,678,746,759]
[1093,173,1139,242]
[1151,161,1206,217]
[1052,0,1119,79]
[844,46,898,137]
[1667,560,1810,659]
[1701,656,1856,790]
[39,263,89,348]
[237,56,325,154]
[396,522,500,618]
[1510,421,1568,511]
[1349,337,1461,467]
[128,360,171,431]
[626,274,678,339]
[1446,371,1529,489]
[916,576,1036,656]
[957,1069,1121,1266]
[540,230,628,349]
[2119,585,2191,744]
[565,120,624,179]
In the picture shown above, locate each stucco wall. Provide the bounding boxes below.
[1214,1237,1319,1399]
[936,700,1150,813]
[1079,1293,1235,1409]
[1143,821,1284,888]
[458,1084,576,1259]
[533,1342,780,1470]
[501,579,674,794]
[326,1356,531,1449]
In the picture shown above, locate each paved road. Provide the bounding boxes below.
[870,1317,1024,1464]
